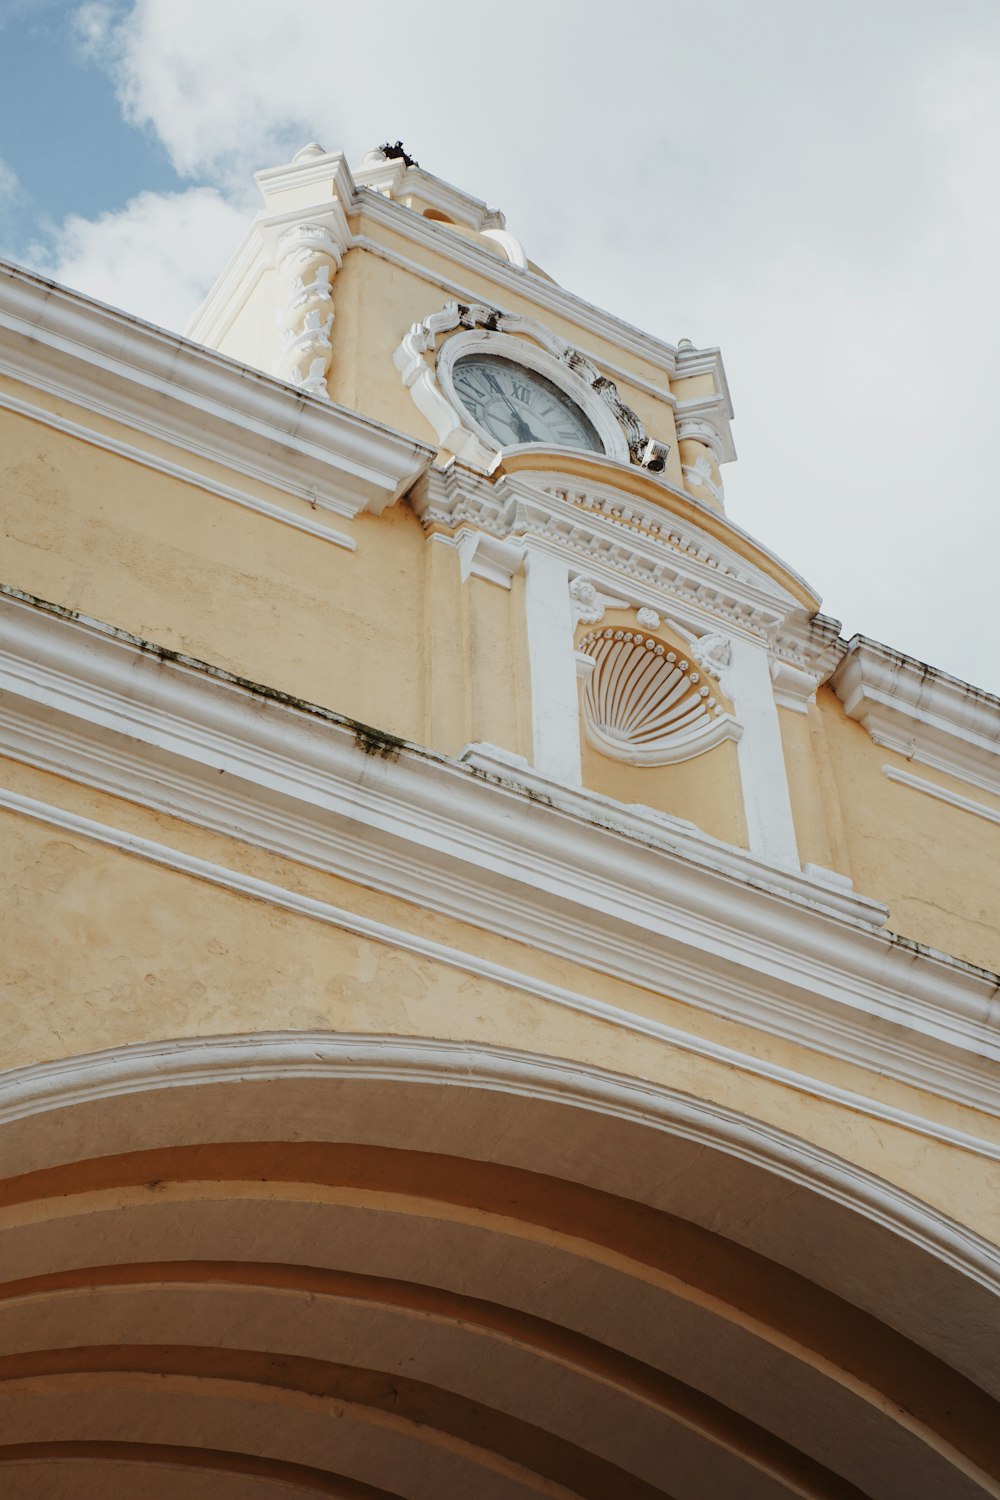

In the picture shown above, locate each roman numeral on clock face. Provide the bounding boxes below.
[451,353,604,454]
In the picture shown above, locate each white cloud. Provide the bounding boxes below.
[72,1,116,57]
[30,186,251,333]
[0,159,19,201]
[27,0,1000,685]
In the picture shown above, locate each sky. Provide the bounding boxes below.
[1,0,998,691]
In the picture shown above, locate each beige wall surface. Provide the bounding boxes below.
[323,236,684,483]
[0,396,530,761]
[782,690,1000,972]
[3,754,998,1237]
[3,362,996,975]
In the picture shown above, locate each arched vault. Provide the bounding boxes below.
[1,1033,998,1500]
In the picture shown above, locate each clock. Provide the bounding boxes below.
[450,352,604,453]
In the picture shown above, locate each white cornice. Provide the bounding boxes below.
[832,636,1000,797]
[354,188,723,387]
[354,158,506,232]
[0,259,433,519]
[2,589,999,1114]
[770,611,848,711]
[0,384,356,552]
[411,462,808,640]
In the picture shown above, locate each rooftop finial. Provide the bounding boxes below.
[291,142,327,163]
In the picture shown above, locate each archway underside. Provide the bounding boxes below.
[1,1056,998,1499]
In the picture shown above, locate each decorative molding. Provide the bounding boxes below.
[274,222,344,397]
[569,578,606,624]
[7,590,1000,1117]
[568,578,629,626]
[453,528,525,589]
[0,386,356,553]
[770,657,821,713]
[882,765,1000,827]
[681,451,725,505]
[692,630,733,683]
[675,402,734,465]
[6,747,999,1140]
[579,627,740,766]
[0,260,434,520]
[832,636,1000,798]
[636,607,661,629]
[770,611,847,712]
[410,464,808,645]
[5,1033,1000,1257]
[394,301,650,469]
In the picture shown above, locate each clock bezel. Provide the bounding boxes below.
[437,329,631,463]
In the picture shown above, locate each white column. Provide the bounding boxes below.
[523,543,583,785]
[728,634,800,868]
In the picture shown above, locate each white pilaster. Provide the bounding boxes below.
[523,543,583,785]
[728,635,800,868]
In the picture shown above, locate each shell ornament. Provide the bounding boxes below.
[580,628,741,765]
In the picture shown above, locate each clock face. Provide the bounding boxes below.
[451,353,604,452]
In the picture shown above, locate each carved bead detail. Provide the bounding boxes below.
[579,630,740,766]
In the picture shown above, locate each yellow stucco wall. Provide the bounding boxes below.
[0,390,530,763]
[781,689,1000,970]
[322,234,686,487]
[4,368,994,970]
[3,753,998,1241]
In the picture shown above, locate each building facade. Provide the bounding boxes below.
[0,142,998,1498]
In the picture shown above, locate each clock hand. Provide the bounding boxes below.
[482,372,541,443]
[508,407,541,443]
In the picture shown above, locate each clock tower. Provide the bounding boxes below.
[0,140,998,1500]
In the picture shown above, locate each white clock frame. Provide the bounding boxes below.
[394,300,646,470]
[438,329,628,463]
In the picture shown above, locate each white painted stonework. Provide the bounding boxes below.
[6,587,1000,1121]
[833,635,1000,796]
[394,301,649,469]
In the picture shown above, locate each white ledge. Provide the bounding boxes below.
[832,636,1000,797]
[0,589,998,1114]
[0,259,434,518]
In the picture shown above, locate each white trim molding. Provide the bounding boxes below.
[5,588,1000,1115]
[394,300,650,469]
[410,462,813,642]
[0,259,434,520]
[832,636,1000,798]
[274,220,348,398]
[882,765,1000,827]
[4,1032,1000,1244]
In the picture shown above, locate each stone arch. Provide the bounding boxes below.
[1,1033,997,1499]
